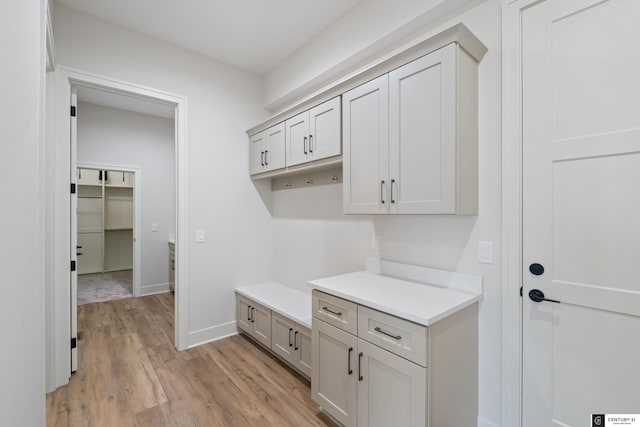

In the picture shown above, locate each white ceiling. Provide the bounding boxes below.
[55,0,363,74]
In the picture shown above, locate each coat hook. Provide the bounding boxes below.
[306,179,313,185]
[331,176,338,183]
[285,183,291,188]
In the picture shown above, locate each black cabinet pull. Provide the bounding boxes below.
[321,306,342,316]
[390,179,395,204]
[251,307,255,323]
[303,136,308,154]
[288,328,293,347]
[358,352,363,381]
[309,135,313,153]
[264,150,268,166]
[261,151,264,166]
[294,331,299,350]
[348,347,353,375]
[380,180,385,204]
[247,305,251,322]
[104,170,108,181]
[122,172,125,182]
[374,326,401,340]
[98,170,103,181]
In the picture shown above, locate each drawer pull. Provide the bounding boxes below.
[348,347,353,375]
[251,307,255,323]
[358,352,363,381]
[289,328,293,347]
[374,326,402,340]
[321,306,342,316]
[294,331,299,350]
[247,305,251,322]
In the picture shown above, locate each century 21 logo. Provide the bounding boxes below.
[592,414,604,427]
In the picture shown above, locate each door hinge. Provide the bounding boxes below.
[70,183,76,194]
[70,105,76,117]
[71,260,76,272]
[71,337,77,349]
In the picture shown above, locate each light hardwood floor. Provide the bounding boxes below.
[46,293,336,427]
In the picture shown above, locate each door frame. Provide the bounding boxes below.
[50,66,189,389]
[76,163,142,296]
[501,1,541,426]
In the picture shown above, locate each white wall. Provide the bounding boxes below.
[0,0,46,425]
[264,0,484,110]
[266,1,502,426]
[52,5,273,346]
[76,101,175,293]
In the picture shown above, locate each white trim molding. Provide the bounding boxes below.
[49,66,189,390]
[187,322,239,349]
[501,1,541,426]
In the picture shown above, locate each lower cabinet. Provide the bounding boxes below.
[271,312,312,377]
[312,317,426,427]
[236,294,271,348]
[235,289,312,379]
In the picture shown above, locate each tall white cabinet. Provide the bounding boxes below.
[343,43,479,215]
[77,167,134,275]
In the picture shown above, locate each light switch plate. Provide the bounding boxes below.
[151,223,158,232]
[478,241,493,264]
[196,229,205,243]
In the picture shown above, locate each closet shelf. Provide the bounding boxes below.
[105,227,133,231]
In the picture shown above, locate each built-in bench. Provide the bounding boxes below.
[235,282,312,377]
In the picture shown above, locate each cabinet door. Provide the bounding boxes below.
[342,75,389,214]
[251,302,272,347]
[77,168,102,186]
[285,111,310,167]
[250,130,266,175]
[293,325,312,378]
[389,44,456,214]
[312,318,358,427]
[105,170,133,188]
[357,338,426,427]
[271,312,296,362]
[309,96,341,162]
[236,295,252,332]
[264,122,286,172]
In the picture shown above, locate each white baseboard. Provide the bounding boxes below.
[478,416,500,427]
[187,321,238,348]
[140,282,170,296]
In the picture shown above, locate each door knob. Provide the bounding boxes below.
[528,289,560,304]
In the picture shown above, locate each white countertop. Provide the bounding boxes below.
[235,282,312,328]
[308,271,481,326]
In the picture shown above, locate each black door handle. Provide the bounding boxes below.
[528,289,560,304]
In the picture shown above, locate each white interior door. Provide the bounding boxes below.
[522,1,640,425]
[70,89,78,372]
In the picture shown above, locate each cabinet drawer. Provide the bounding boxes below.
[312,290,357,335]
[357,305,427,367]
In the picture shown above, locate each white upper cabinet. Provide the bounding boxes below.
[342,75,389,214]
[343,43,479,215]
[250,122,285,175]
[286,96,341,167]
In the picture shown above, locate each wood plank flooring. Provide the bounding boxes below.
[46,293,336,427]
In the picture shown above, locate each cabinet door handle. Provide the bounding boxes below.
[289,328,293,347]
[99,170,103,181]
[261,151,264,166]
[264,150,268,166]
[104,170,108,181]
[78,169,82,179]
[358,352,363,381]
[374,326,402,340]
[294,331,299,350]
[380,180,385,204]
[251,307,255,323]
[321,306,342,316]
[303,136,308,154]
[390,178,395,204]
[348,347,353,375]
[122,172,125,182]
[309,135,313,153]
[247,305,251,322]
